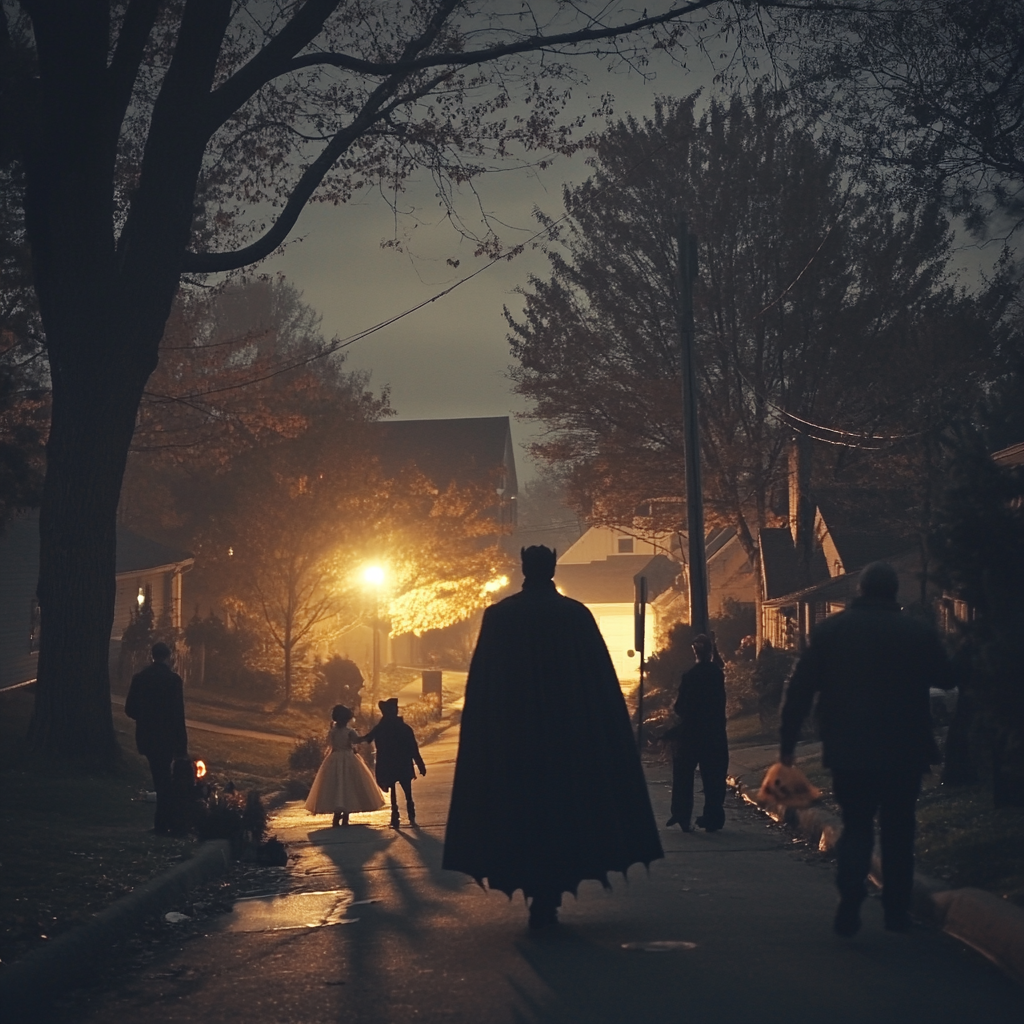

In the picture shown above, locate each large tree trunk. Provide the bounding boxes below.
[29,353,149,763]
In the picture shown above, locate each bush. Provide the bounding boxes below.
[289,735,325,773]
[195,787,267,857]
[308,655,364,710]
[753,642,795,726]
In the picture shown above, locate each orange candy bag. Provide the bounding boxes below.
[756,762,823,809]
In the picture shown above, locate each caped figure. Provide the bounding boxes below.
[666,633,728,832]
[124,642,189,835]
[443,545,664,929]
[779,561,953,936]
[360,698,426,828]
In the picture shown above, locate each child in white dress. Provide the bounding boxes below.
[305,705,384,826]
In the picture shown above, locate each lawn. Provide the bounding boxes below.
[788,746,1024,907]
[0,685,299,970]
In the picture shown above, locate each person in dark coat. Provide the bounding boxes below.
[779,561,953,936]
[666,633,728,832]
[443,545,664,929]
[360,698,426,828]
[124,642,189,835]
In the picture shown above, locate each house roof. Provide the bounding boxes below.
[115,530,193,574]
[759,528,829,600]
[555,554,680,605]
[763,545,919,608]
[993,442,1024,467]
[371,416,517,495]
[0,510,192,577]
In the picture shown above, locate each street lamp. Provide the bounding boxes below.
[363,565,385,696]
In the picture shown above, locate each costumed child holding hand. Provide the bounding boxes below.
[305,704,384,826]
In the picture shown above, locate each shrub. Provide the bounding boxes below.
[288,735,325,772]
[308,655,364,710]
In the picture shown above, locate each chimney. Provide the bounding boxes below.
[788,435,813,566]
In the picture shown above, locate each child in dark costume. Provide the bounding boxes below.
[359,698,426,828]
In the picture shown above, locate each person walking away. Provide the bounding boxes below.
[443,545,663,929]
[360,698,425,828]
[124,642,188,835]
[305,704,384,826]
[667,633,728,832]
[779,561,953,936]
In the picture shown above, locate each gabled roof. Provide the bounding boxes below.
[759,527,829,600]
[0,511,192,577]
[116,531,193,574]
[555,554,680,605]
[371,416,517,495]
[763,546,920,608]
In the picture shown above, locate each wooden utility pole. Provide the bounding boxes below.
[678,218,709,636]
[634,575,647,748]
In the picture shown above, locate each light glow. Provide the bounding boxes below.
[363,565,385,587]
[195,760,207,779]
[482,575,509,594]
[136,588,145,608]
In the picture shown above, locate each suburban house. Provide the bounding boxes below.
[0,510,193,689]
[556,526,680,682]
[554,521,758,680]
[341,416,519,673]
[371,415,518,533]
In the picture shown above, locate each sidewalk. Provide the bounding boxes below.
[37,723,1024,1024]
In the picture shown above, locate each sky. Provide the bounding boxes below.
[262,50,722,484]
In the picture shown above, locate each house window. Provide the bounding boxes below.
[617,538,634,553]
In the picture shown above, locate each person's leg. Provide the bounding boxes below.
[400,779,416,824]
[878,770,922,930]
[527,886,562,929]
[831,770,881,935]
[697,752,728,831]
[669,749,698,829]
[389,785,401,828]
[332,811,341,828]
[146,752,174,834]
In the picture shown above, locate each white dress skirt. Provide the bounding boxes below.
[305,725,385,814]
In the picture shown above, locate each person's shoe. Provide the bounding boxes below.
[408,816,418,827]
[884,910,912,933]
[332,812,341,828]
[528,903,558,929]
[694,816,705,828]
[666,815,679,827]
[390,815,401,830]
[833,899,862,937]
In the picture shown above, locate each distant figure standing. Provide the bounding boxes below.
[124,642,188,835]
[305,704,384,827]
[780,562,953,936]
[667,633,728,832]
[444,546,663,929]
[361,698,426,828]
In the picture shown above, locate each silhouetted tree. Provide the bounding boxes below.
[2,0,832,765]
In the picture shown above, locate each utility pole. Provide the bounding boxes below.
[678,217,709,637]
[634,575,647,748]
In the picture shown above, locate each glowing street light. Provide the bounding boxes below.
[363,564,386,695]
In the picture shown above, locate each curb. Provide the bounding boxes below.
[728,774,1024,988]
[0,839,232,1022]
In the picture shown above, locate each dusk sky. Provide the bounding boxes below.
[262,49,722,481]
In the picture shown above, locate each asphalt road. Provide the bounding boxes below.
[58,725,1020,1024]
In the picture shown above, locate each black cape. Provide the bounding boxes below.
[443,581,663,899]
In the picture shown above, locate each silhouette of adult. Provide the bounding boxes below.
[444,545,663,928]
[124,642,188,835]
[666,633,728,832]
[361,698,425,828]
[779,561,953,935]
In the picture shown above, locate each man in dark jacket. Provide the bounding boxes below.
[361,698,426,828]
[443,546,663,929]
[667,633,728,832]
[125,642,188,835]
[779,562,953,936]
